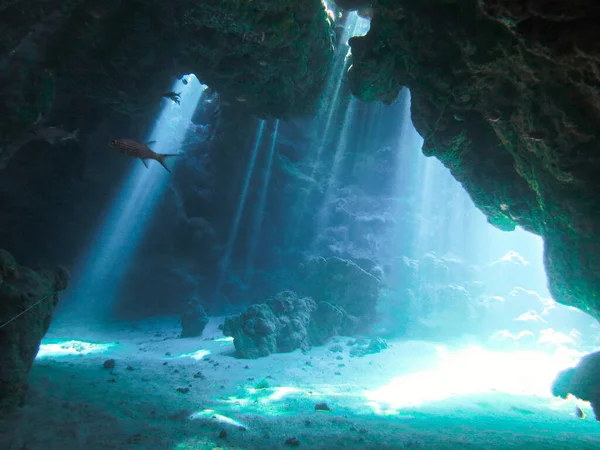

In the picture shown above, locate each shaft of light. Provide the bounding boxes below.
[215,121,265,298]
[247,120,279,277]
[64,75,206,323]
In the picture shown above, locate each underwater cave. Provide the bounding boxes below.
[1,1,600,449]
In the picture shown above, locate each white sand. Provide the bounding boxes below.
[1,317,599,450]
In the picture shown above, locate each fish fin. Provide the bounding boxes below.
[157,158,172,174]
[155,153,182,174]
[139,158,149,168]
[145,140,156,146]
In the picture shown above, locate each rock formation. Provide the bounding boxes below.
[336,0,600,319]
[0,249,69,412]
[222,290,316,358]
[222,273,380,359]
[180,296,209,338]
[552,351,600,420]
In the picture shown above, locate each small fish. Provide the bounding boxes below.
[525,130,546,141]
[575,405,586,419]
[109,138,182,173]
[162,91,181,105]
[33,126,79,144]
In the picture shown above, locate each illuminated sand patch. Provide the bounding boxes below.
[36,339,117,358]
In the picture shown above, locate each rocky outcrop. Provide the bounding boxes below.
[336,0,600,319]
[0,0,334,166]
[180,297,209,338]
[552,351,600,420]
[222,290,316,358]
[0,249,69,412]
[221,285,377,359]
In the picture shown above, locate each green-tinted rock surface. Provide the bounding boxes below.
[0,249,69,412]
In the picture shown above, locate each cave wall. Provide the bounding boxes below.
[338,0,600,319]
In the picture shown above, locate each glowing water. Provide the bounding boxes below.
[65,75,206,321]
[364,345,584,411]
[307,13,365,176]
[215,121,265,296]
[36,339,117,358]
[312,99,358,248]
[290,13,371,246]
[246,120,279,277]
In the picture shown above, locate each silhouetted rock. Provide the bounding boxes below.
[552,351,600,420]
[0,249,69,412]
[180,297,209,338]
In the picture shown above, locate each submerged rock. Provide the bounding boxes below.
[0,249,69,412]
[222,286,377,358]
[180,297,209,338]
[222,290,316,358]
[552,350,600,421]
[349,337,388,357]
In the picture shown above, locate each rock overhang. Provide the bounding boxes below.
[334,0,600,319]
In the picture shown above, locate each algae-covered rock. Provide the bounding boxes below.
[337,0,600,319]
[0,249,69,412]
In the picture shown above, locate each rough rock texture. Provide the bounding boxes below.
[0,0,334,166]
[222,290,316,358]
[0,248,69,412]
[221,287,374,358]
[552,351,600,420]
[337,0,600,318]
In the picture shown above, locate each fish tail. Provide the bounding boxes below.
[156,152,182,174]
[71,129,80,141]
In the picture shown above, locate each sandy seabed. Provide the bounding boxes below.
[1,318,599,450]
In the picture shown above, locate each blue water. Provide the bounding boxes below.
[215,120,266,298]
[246,120,280,278]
